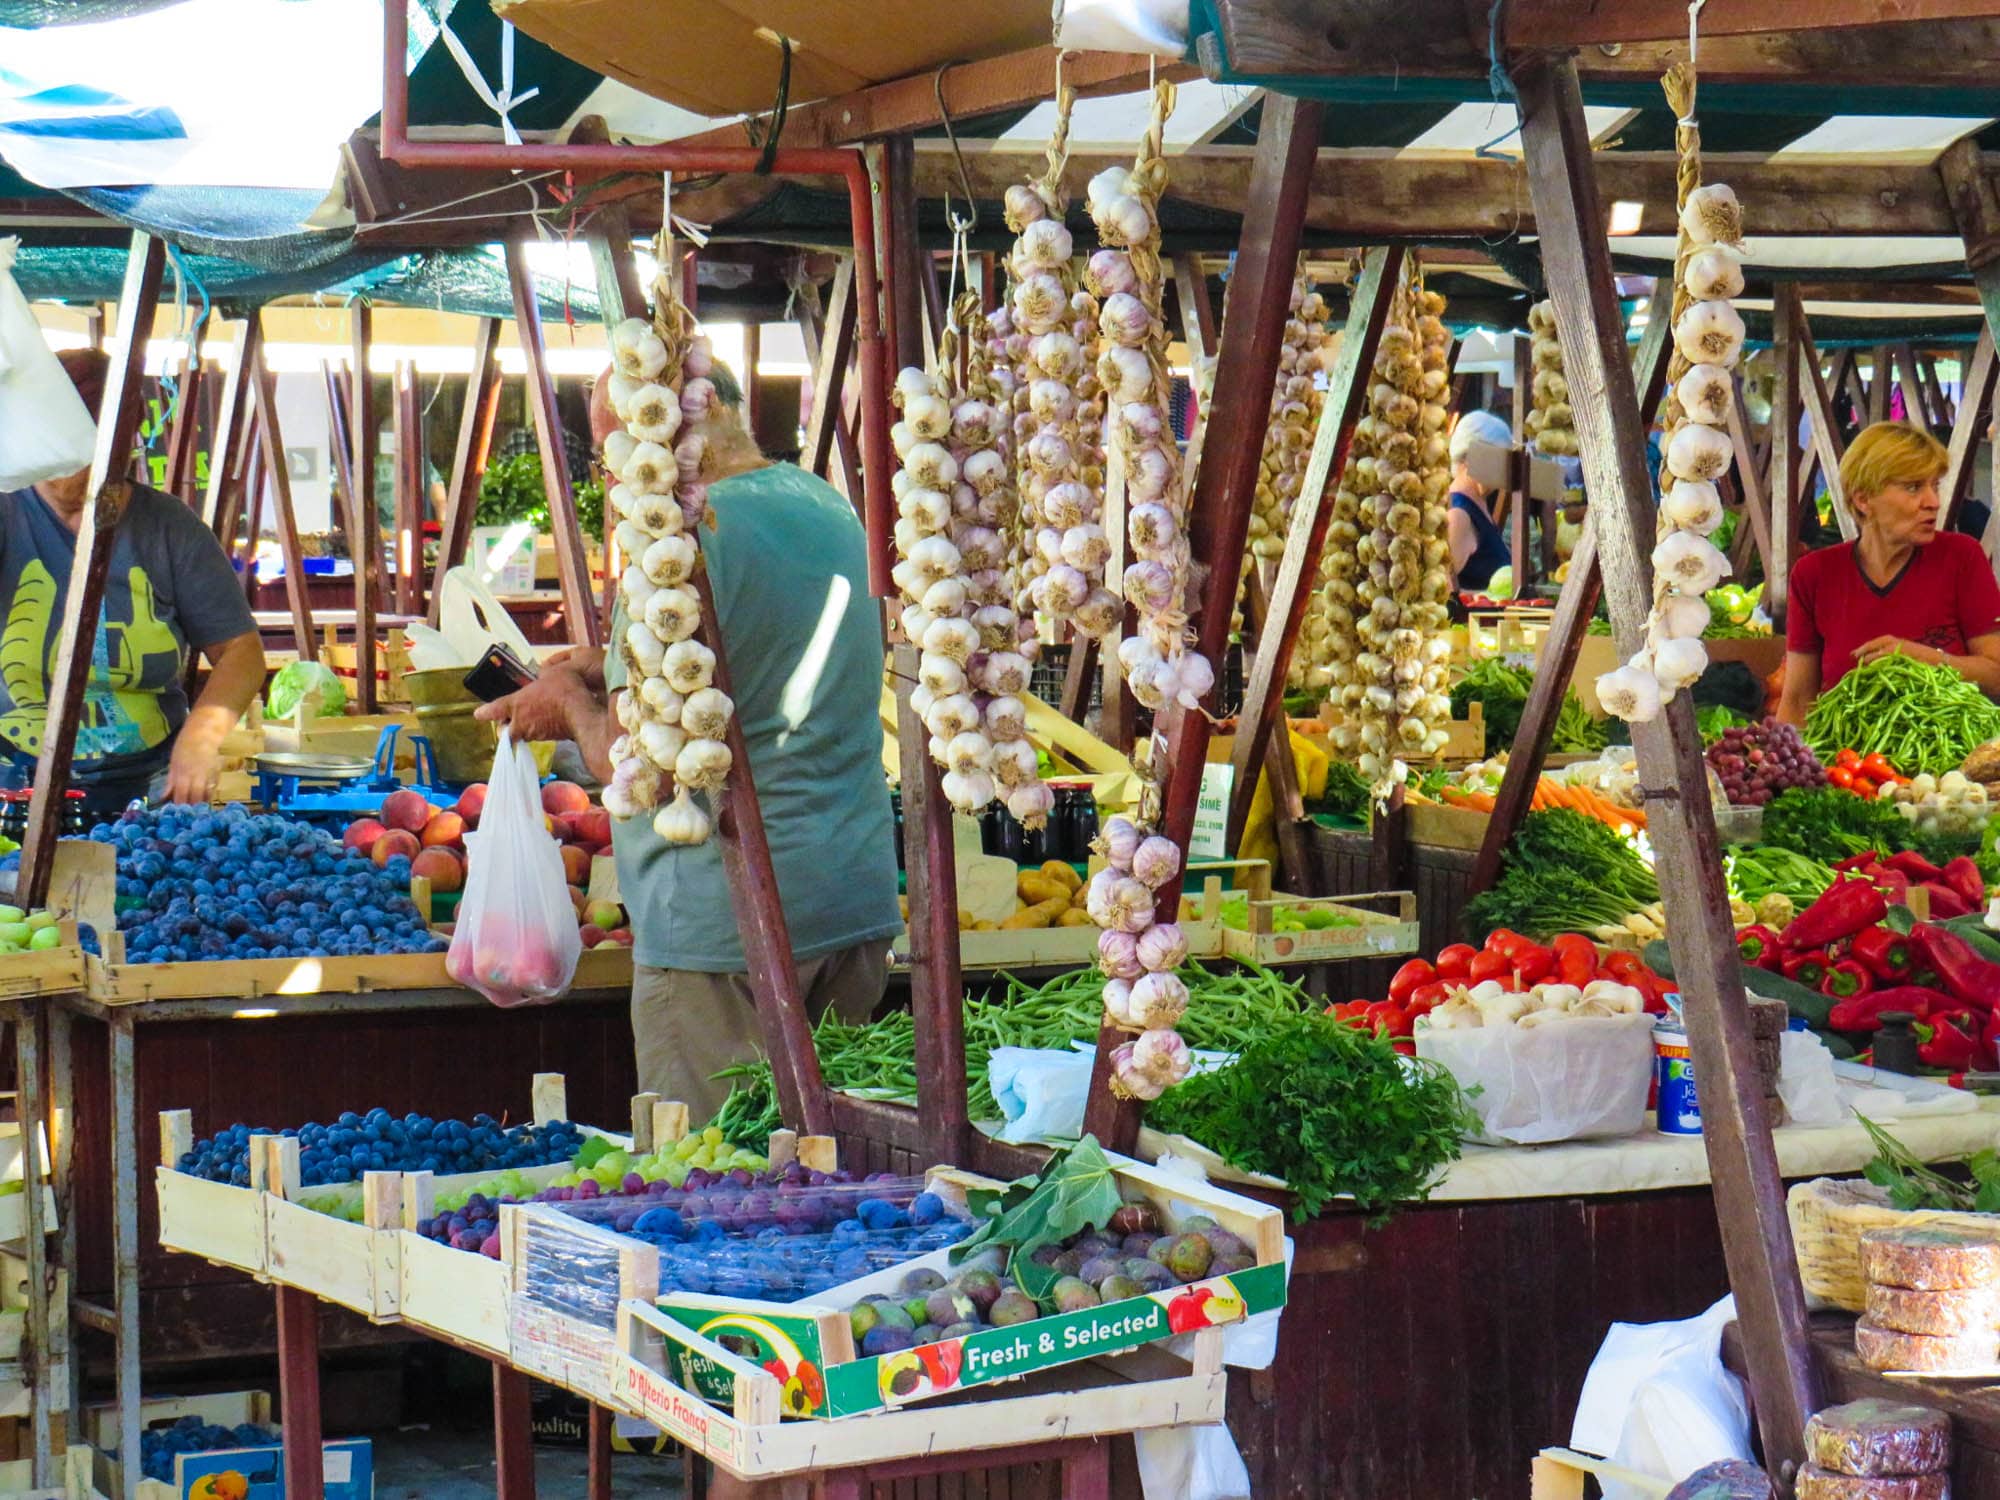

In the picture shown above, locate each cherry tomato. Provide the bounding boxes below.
[1434,943,1478,980]
[1836,748,1862,769]
[1860,752,1897,782]
[1388,959,1438,1004]
[1854,777,1879,798]
[1828,766,1856,790]
[1468,949,1514,986]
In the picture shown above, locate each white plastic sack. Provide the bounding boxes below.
[1777,1028,1843,1127]
[1054,0,1189,55]
[0,238,97,492]
[419,564,542,670]
[1134,1425,1251,1500]
[1571,1296,1752,1500]
[989,1045,1095,1143]
[1417,1012,1656,1144]
[446,728,581,1006]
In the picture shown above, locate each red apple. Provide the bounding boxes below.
[412,847,464,893]
[421,810,466,849]
[606,929,634,947]
[584,898,624,931]
[550,813,581,844]
[343,819,386,855]
[541,780,591,817]
[381,789,432,833]
[372,829,421,867]
[572,808,612,846]
[455,783,488,827]
[560,845,592,885]
[578,925,608,949]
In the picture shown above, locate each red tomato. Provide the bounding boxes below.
[1388,959,1437,1003]
[1483,928,1524,955]
[1512,946,1555,985]
[1408,982,1449,1009]
[1601,950,1647,982]
[1365,1000,1414,1038]
[1468,949,1513,986]
[1828,766,1856,790]
[1434,943,1478,980]
[1861,752,1896,782]
[1836,748,1862,769]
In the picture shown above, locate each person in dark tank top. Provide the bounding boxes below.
[1445,409,1516,593]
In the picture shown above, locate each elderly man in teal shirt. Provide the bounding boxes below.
[478,365,900,1117]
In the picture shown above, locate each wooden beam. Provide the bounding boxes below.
[583,221,645,634]
[348,304,381,711]
[1942,334,2000,532]
[1768,292,1803,628]
[921,149,1977,242]
[1727,378,1775,588]
[1509,0,2000,44]
[1891,342,1933,428]
[1940,137,2000,282]
[1515,53,1819,1475]
[1792,297,1856,540]
[215,408,261,567]
[742,322,762,436]
[249,344,320,665]
[17,233,165,907]
[200,319,259,533]
[1225,245,1404,851]
[392,360,423,618]
[1918,350,1953,427]
[1173,255,1218,366]
[505,240,600,648]
[797,260,865,506]
[430,317,501,629]
[161,313,211,501]
[1081,91,1324,1150]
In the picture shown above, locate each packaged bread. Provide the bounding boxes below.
[1861,1226,2000,1291]
[1805,1399,1953,1477]
[1796,1463,1949,1499]
[1865,1283,1999,1339]
[1856,1317,1999,1374]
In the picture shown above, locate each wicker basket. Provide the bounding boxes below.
[1787,1177,2000,1312]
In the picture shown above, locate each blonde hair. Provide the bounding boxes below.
[1840,422,1948,513]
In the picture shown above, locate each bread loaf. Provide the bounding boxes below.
[1805,1399,1953,1477]
[1796,1463,1949,1499]
[1856,1317,1998,1373]
[1861,1226,2000,1291]
[1865,1284,2000,1339]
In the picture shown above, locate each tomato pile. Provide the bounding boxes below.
[1326,929,1675,1053]
[1826,748,1908,799]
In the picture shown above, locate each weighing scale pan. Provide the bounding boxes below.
[255,751,374,781]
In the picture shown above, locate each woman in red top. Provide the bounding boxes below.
[1780,422,2000,725]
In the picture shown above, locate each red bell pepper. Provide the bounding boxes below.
[1922,882,1972,920]
[1920,1012,1988,1072]
[1388,959,1436,1004]
[1601,950,1648,983]
[1834,853,1882,874]
[1911,923,2000,1011]
[1781,878,1888,950]
[1821,959,1874,1000]
[1736,925,1784,969]
[1872,867,1912,902]
[1434,943,1477,980]
[1887,850,1944,881]
[1827,987,1948,1030]
[1780,950,1832,988]
[1944,856,1987,910]
[1850,927,1915,983]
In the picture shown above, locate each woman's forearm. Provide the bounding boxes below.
[1945,652,2000,698]
[186,631,266,743]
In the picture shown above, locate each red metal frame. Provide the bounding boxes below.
[378,0,894,596]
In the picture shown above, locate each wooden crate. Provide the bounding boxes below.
[0,1441,100,1500]
[320,626,415,707]
[1219,861,1419,965]
[0,929,86,1000]
[1465,607,1553,664]
[1405,799,1490,852]
[898,873,1227,973]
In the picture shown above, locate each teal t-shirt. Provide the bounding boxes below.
[605,463,900,972]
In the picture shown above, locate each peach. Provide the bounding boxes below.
[541,780,591,817]
[550,813,580,844]
[568,885,589,918]
[560,845,592,885]
[412,847,464,893]
[343,819,386,854]
[455,783,488,827]
[421,811,466,849]
[584,898,624,931]
[381,789,432,833]
[372,829,421,867]
[578,925,608,949]
[572,808,612,846]
[605,928,634,947]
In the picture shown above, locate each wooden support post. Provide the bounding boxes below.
[82,305,104,351]
[1515,54,1818,1477]
[213,402,260,564]
[1726,377,1775,586]
[492,1362,534,1500]
[392,360,423,617]
[433,317,503,627]
[250,341,320,664]
[1892,342,1931,428]
[1867,344,1891,424]
[1919,349,1953,427]
[742,322,762,437]
[505,240,601,647]
[587,1404,612,1500]
[1943,334,1999,532]
[587,221,645,632]
[1767,291,1803,628]
[798,260,864,504]
[1630,292,1674,435]
[13,1005,51,1487]
[1938,141,2000,533]
[348,304,381,711]
[894,644,967,1165]
[17,234,163,908]
[323,362,354,514]
[1792,299,1855,539]
[1082,92,1323,1150]
[1225,246,1404,851]
[201,319,260,534]
[276,1285,324,1499]
[162,312,211,501]
[1837,349,1869,421]
[1058,637,1099,724]
[1173,254,1217,368]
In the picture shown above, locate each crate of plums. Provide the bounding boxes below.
[515,1137,1287,1425]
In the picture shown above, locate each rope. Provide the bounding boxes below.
[1039,54,1077,202]
[1651,8,1706,614]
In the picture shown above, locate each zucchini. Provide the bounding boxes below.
[1643,939,1833,1027]
[1941,914,2000,965]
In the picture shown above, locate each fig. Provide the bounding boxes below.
[926,1288,978,1326]
[939,1319,981,1340]
[904,1295,935,1327]
[1178,1214,1218,1233]
[1097,1273,1143,1302]
[848,1302,881,1340]
[1050,1248,1087,1277]
[1121,1232,1160,1258]
[1210,1251,1255,1276]
[874,1300,916,1332]
[1078,1254,1125,1286]
[956,1268,1003,1313]
[961,1245,1010,1276]
[1125,1259,1174,1292]
[1202,1228,1249,1261]
[1051,1275,1100,1313]
[913,1323,941,1344]
[988,1289,1038,1326]
[900,1267,947,1295]
[1146,1237,1176,1267]
[1072,1234,1118,1260]
[862,1325,917,1356]
[1109,1202,1160,1236]
[1165,1234,1214,1283]
[1029,1244,1063,1267]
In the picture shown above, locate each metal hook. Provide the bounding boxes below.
[934,59,978,239]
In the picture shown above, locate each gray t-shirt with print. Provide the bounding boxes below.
[0,483,257,786]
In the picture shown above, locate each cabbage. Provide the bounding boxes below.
[266,661,345,720]
[1484,565,1514,600]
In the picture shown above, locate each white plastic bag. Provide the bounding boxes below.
[446,728,581,1006]
[988,1046,1095,1143]
[1133,1425,1252,1500]
[1417,1012,1657,1144]
[1571,1296,1752,1500]
[1777,1028,1843,1127]
[431,564,541,667]
[0,237,97,491]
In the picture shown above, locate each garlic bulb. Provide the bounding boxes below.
[1679,183,1743,246]
[1259,268,1329,644]
[674,737,733,793]
[1663,479,1725,535]
[1683,247,1744,302]
[1674,364,1734,427]
[1522,299,1577,458]
[1653,530,1731,595]
[652,788,712,846]
[1666,421,1733,483]
[661,639,717,694]
[1673,299,1745,369]
[680,687,734,740]
[1652,636,1708,696]
[1597,660,1664,723]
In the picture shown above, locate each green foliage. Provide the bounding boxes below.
[1310,760,1371,820]
[1759,787,1909,865]
[475,452,606,540]
[1461,808,1658,941]
[953,1137,1129,1303]
[1860,1114,2000,1213]
[1145,1012,1476,1222]
[1451,659,1603,753]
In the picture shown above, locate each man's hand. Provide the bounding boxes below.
[543,646,607,692]
[475,657,600,741]
[1854,635,1943,668]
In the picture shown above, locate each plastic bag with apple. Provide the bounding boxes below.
[447,729,583,1007]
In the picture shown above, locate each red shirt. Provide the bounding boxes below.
[1787,533,2000,688]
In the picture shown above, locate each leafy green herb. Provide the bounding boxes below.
[477,451,606,541]
[1553,692,1611,754]
[1451,660,1535,751]
[1698,704,1750,743]
[1859,1115,2000,1214]
[951,1137,1128,1303]
[1461,807,1657,941]
[1309,760,1371,820]
[1760,787,1909,865]
[1145,1013,1475,1223]
[1724,845,1836,907]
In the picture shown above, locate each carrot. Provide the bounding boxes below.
[1468,790,1496,812]
[1530,781,1550,811]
